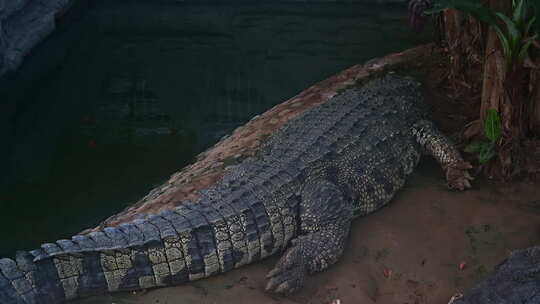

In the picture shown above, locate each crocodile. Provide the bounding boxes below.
[448,246,540,304]
[0,74,473,304]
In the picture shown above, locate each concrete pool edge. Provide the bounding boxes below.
[0,0,75,76]
[83,43,433,233]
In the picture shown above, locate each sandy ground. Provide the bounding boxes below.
[77,159,540,304]
[74,45,540,304]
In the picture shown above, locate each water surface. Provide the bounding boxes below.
[0,1,430,256]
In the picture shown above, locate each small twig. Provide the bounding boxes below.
[448,293,464,304]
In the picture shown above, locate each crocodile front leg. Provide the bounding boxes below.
[412,120,473,190]
[265,179,353,293]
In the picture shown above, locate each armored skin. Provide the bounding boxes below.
[448,246,540,304]
[0,75,472,304]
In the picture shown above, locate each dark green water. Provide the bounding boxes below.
[0,1,430,257]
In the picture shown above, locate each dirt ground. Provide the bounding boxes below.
[75,47,540,304]
[78,160,540,304]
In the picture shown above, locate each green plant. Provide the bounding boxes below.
[465,109,502,164]
[531,1,540,33]
[426,0,538,67]
[494,0,537,67]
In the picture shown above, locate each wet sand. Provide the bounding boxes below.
[77,159,540,304]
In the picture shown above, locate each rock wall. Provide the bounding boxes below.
[0,0,411,77]
[0,0,73,76]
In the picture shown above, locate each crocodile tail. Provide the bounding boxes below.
[0,252,46,304]
[0,203,240,303]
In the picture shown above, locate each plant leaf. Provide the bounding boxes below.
[478,144,496,163]
[464,141,483,153]
[512,0,525,26]
[518,36,536,63]
[458,0,498,25]
[496,12,522,51]
[484,109,502,143]
[492,25,512,63]
[480,141,493,151]
[524,16,536,37]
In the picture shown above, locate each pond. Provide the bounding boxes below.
[0,0,430,257]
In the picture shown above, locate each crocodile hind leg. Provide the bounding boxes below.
[412,120,473,190]
[265,179,353,293]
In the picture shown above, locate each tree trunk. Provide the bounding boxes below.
[480,0,512,120]
[442,9,484,82]
[479,26,507,122]
[442,0,540,178]
[480,0,530,178]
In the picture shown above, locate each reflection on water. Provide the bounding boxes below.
[0,0,430,256]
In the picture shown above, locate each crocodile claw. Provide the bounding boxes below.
[265,245,306,294]
[446,161,473,191]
